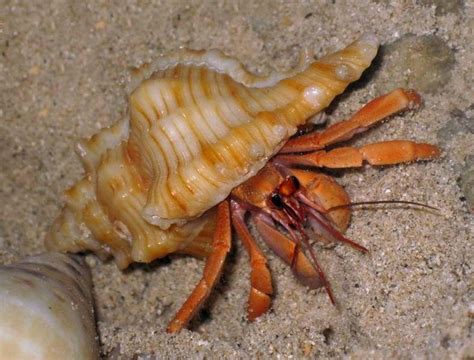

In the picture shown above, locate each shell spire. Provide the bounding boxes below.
[47,35,379,266]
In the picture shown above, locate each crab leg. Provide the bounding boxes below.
[253,214,321,289]
[267,204,337,304]
[231,200,273,321]
[167,200,231,333]
[280,88,422,154]
[276,140,439,168]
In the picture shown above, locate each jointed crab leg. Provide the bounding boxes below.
[280,88,422,154]
[276,140,440,168]
[254,214,322,289]
[167,200,231,333]
[231,200,273,321]
[291,225,336,305]
[255,212,335,299]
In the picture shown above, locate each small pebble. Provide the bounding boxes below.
[95,20,107,30]
[459,155,474,213]
[437,106,474,145]
[417,0,464,16]
[374,34,455,94]
[29,65,40,76]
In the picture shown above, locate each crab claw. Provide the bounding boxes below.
[287,169,368,253]
[254,214,322,289]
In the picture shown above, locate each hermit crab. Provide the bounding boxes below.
[46,35,439,333]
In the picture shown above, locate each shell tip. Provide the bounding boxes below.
[359,33,380,48]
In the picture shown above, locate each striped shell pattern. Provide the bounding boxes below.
[46,35,379,268]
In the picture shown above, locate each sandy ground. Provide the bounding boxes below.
[1,1,473,358]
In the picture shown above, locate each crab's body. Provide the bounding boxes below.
[46,35,439,332]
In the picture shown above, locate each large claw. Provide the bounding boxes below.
[254,214,322,289]
[288,169,351,232]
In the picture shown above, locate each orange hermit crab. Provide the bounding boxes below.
[46,35,439,333]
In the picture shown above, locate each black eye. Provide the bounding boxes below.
[270,193,284,208]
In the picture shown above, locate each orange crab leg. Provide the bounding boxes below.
[253,215,321,289]
[277,140,440,168]
[231,200,273,321]
[167,200,231,333]
[280,88,422,154]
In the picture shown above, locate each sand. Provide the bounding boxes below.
[1,1,473,358]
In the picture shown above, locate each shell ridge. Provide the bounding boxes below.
[162,114,194,165]
[213,84,246,128]
[143,80,168,120]
[193,97,231,141]
[216,76,261,127]
[128,48,306,95]
[176,108,203,154]
[188,68,225,141]
[76,118,129,177]
[149,125,177,173]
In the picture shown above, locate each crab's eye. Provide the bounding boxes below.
[278,176,300,197]
[270,192,284,208]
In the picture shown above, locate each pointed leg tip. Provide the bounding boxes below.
[403,89,422,108]
[427,144,441,158]
[166,320,183,334]
[248,289,272,322]
[347,239,369,254]
[326,286,337,306]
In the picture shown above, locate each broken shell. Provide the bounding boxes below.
[47,35,379,266]
[0,253,99,359]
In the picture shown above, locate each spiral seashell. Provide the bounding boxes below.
[0,253,99,359]
[47,35,379,266]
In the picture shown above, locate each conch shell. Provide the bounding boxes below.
[0,253,99,359]
[47,35,379,267]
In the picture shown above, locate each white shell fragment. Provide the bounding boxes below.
[0,253,99,359]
